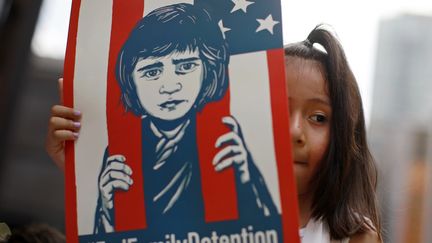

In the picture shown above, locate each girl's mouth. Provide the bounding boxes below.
[159,100,186,111]
[294,160,308,166]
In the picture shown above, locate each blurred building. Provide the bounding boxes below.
[368,14,432,243]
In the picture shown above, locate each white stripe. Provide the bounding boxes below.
[229,51,281,213]
[73,0,112,235]
[143,0,194,16]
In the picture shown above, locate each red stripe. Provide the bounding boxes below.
[64,0,81,242]
[106,0,146,231]
[196,89,239,222]
[267,49,300,242]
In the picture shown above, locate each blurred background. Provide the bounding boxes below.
[0,0,431,242]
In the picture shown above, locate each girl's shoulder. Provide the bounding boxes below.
[302,217,381,243]
[349,229,380,243]
[348,216,381,243]
[301,218,349,243]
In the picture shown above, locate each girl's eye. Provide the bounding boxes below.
[177,62,198,74]
[142,68,162,79]
[309,114,327,124]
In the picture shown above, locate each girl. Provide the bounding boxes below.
[285,25,382,242]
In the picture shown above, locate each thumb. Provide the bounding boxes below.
[58,78,64,105]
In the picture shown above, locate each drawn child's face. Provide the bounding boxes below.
[132,49,203,121]
[285,57,332,198]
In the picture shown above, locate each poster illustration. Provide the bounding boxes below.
[63,0,299,242]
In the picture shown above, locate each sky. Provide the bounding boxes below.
[31,0,432,125]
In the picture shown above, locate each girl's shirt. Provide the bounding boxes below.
[300,218,349,243]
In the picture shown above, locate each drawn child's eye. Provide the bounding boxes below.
[309,114,327,124]
[142,68,162,80]
[176,62,199,74]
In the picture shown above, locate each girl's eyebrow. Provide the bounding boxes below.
[307,97,331,106]
[288,97,331,106]
[172,57,200,65]
[137,62,163,72]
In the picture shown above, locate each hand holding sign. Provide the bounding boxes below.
[98,154,134,226]
[213,116,251,184]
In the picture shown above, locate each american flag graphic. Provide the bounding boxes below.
[64,0,299,242]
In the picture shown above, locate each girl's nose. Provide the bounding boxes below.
[159,82,182,95]
[290,114,306,146]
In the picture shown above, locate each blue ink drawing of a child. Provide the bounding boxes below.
[94,3,280,235]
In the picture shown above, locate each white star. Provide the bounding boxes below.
[255,14,279,35]
[218,20,231,39]
[230,0,254,14]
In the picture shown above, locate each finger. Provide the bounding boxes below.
[104,180,131,195]
[102,180,130,202]
[101,170,133,187]
[51,105,81,120]
[105,201,113,210]
[239,169,250,184]
[107,154,126,163]
[105,160,132,175]
[52,130,79,141]
[105,157,131,174]
[102,189,113,202]
[49,116,81,132]
[214,154,246,172]
[222,116,239,133]
[58,78,64,104]
[101,156,131,183]
[215,131,242,148]
[213,145,242,165]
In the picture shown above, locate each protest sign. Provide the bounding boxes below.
[64,1,299,242]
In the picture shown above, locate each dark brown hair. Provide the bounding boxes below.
[5,224,65,243]
[284,25,381,240]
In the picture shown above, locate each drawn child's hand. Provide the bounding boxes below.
[98,154,133,225]
[45,79,81,171]
[213,116,250,184]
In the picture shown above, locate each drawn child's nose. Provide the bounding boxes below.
[159,82,182,95]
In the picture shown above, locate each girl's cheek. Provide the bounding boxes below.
[310,125,331,162]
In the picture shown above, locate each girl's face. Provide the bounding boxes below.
[285,57,332,197]
[132,49,203,121]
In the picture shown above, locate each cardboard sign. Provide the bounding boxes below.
[64,0,299,242]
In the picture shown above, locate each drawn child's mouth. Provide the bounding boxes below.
[158,100,186,111]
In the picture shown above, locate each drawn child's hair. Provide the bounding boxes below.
[284,25,381,240]
[116,3,229,116]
